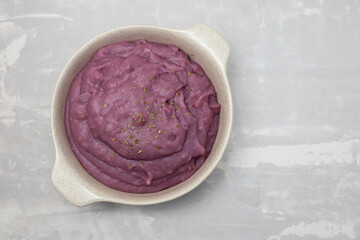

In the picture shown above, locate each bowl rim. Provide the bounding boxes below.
[51,24,233,206]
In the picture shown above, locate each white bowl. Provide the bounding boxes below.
[51,24,233,206]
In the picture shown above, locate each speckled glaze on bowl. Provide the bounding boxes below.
[51,24,233,206]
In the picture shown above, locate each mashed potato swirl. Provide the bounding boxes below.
[65,40,220,193]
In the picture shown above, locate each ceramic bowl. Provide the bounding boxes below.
[51,24,233,206]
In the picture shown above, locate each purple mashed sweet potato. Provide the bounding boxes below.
[64,39,220,193]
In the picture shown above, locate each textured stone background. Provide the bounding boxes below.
[1,0,360,239]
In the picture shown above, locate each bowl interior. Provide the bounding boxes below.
[52,25,232,205]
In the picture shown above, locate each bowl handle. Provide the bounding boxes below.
[51,153,101,207]
[182,24,230,71]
